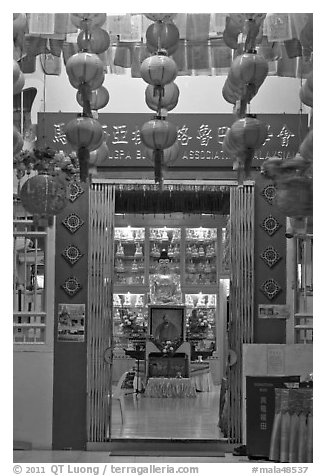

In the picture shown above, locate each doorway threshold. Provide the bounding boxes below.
[87,438,235,456]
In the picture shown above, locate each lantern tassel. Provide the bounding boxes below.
[243,148,255,178]
[154,149,163,187]
[78,147,90,182]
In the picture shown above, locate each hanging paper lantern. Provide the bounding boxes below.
[299,129,313,162]
[70,13,107,30]
[222,76,255,105]
[260,156,284,180]
[13,71,25,95]
[20,173,68,225]
[140,118,177,150]
[142,140,180,166]
[13,60,21,84]
[223,14,245,49]
[225,115,268,175]
[144,13,177,22]
[76,85,110,110]
[89,142,109,165]
[146,22,179,55]
[13,13,27,38]
[275,176,313,217]
[145,82,179,111]
[13,125,24,155]
[77,27,110,54]
[230,52,268,90]
[65,116,104,152]
[66,52,104,90]
[299,71,313,107]
[140,54,178,86]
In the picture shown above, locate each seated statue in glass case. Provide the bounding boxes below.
[149,250,182,305]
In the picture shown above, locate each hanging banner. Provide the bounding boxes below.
[38,113,308,169]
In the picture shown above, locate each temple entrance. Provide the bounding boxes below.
[87,180,254,448]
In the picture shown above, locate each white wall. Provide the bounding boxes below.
[25,57,308,118]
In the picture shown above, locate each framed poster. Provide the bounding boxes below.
[258,304,290,319]
[149,305,185,343]
[57,303,85,342]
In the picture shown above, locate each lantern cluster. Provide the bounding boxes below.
[261,71,313,231]
[64,13,111,181]
[221,14,269,180]
[140,13,180,185]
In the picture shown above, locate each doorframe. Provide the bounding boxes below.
[87,178,255,449]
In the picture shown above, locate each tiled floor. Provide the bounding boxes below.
[111,385,223,439]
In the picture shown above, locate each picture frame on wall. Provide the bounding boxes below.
[149,305,186,343]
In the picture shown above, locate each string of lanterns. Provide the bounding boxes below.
[64,13,110,181]
[139,13,180,186]
[221,14,269,181]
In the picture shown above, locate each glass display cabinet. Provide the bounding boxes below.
[114,227,145,286]
[185,227,217,285]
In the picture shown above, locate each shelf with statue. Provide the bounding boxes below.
[114,227,145,285]
[185,227,218,285]
[149,249,182,305]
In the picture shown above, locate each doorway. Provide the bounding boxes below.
[86,180,254,447]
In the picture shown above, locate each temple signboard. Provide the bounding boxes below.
[38,113,308,169]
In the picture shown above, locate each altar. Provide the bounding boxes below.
[145,377,197,398]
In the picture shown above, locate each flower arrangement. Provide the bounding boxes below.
[188,309,211,336]
[150,336,182,355]
[120,310,144,335]
[14,147,80,182]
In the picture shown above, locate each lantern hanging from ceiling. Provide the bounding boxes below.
[145,82,179,111]
[65,116,104,181]
[20,173,68,226]
[77,27,110,54]
[299,71,313,107]
[13,125,24,155]
[140,117,177,150]
[65,116,104,151]
[224,114,268,176]
[66,52,104,90]
[144,13,177,22]
[275,175,313,218]
[76,85,110,110]
[70,13,107,30]
[146,22,180,55]
[140,53,178,87]
[89,141,109,165]
[230,52,268,92]
[140,117,178,184]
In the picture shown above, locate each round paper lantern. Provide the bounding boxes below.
[65,116,104,152]
[142,140,180,166]
[230,52,268,89]
[13,13,27,38]
[76,85,110,110]
[145,82,179,111]
[89,142,109,165]
[66,52,104,90]
[140,118,177,150]
[13,125,24,156]
[140,54,178,86]
[299,129,313,162]
[13,60,21,84]
[261,156,285,180]
[20,174,68,220]
[229,115,268,151]
[144,13,177,22]
[146,22,179,54]
[77,27,110,54]
[275,176,313,217]
[70,13,106,30]
[13,72,25,95]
